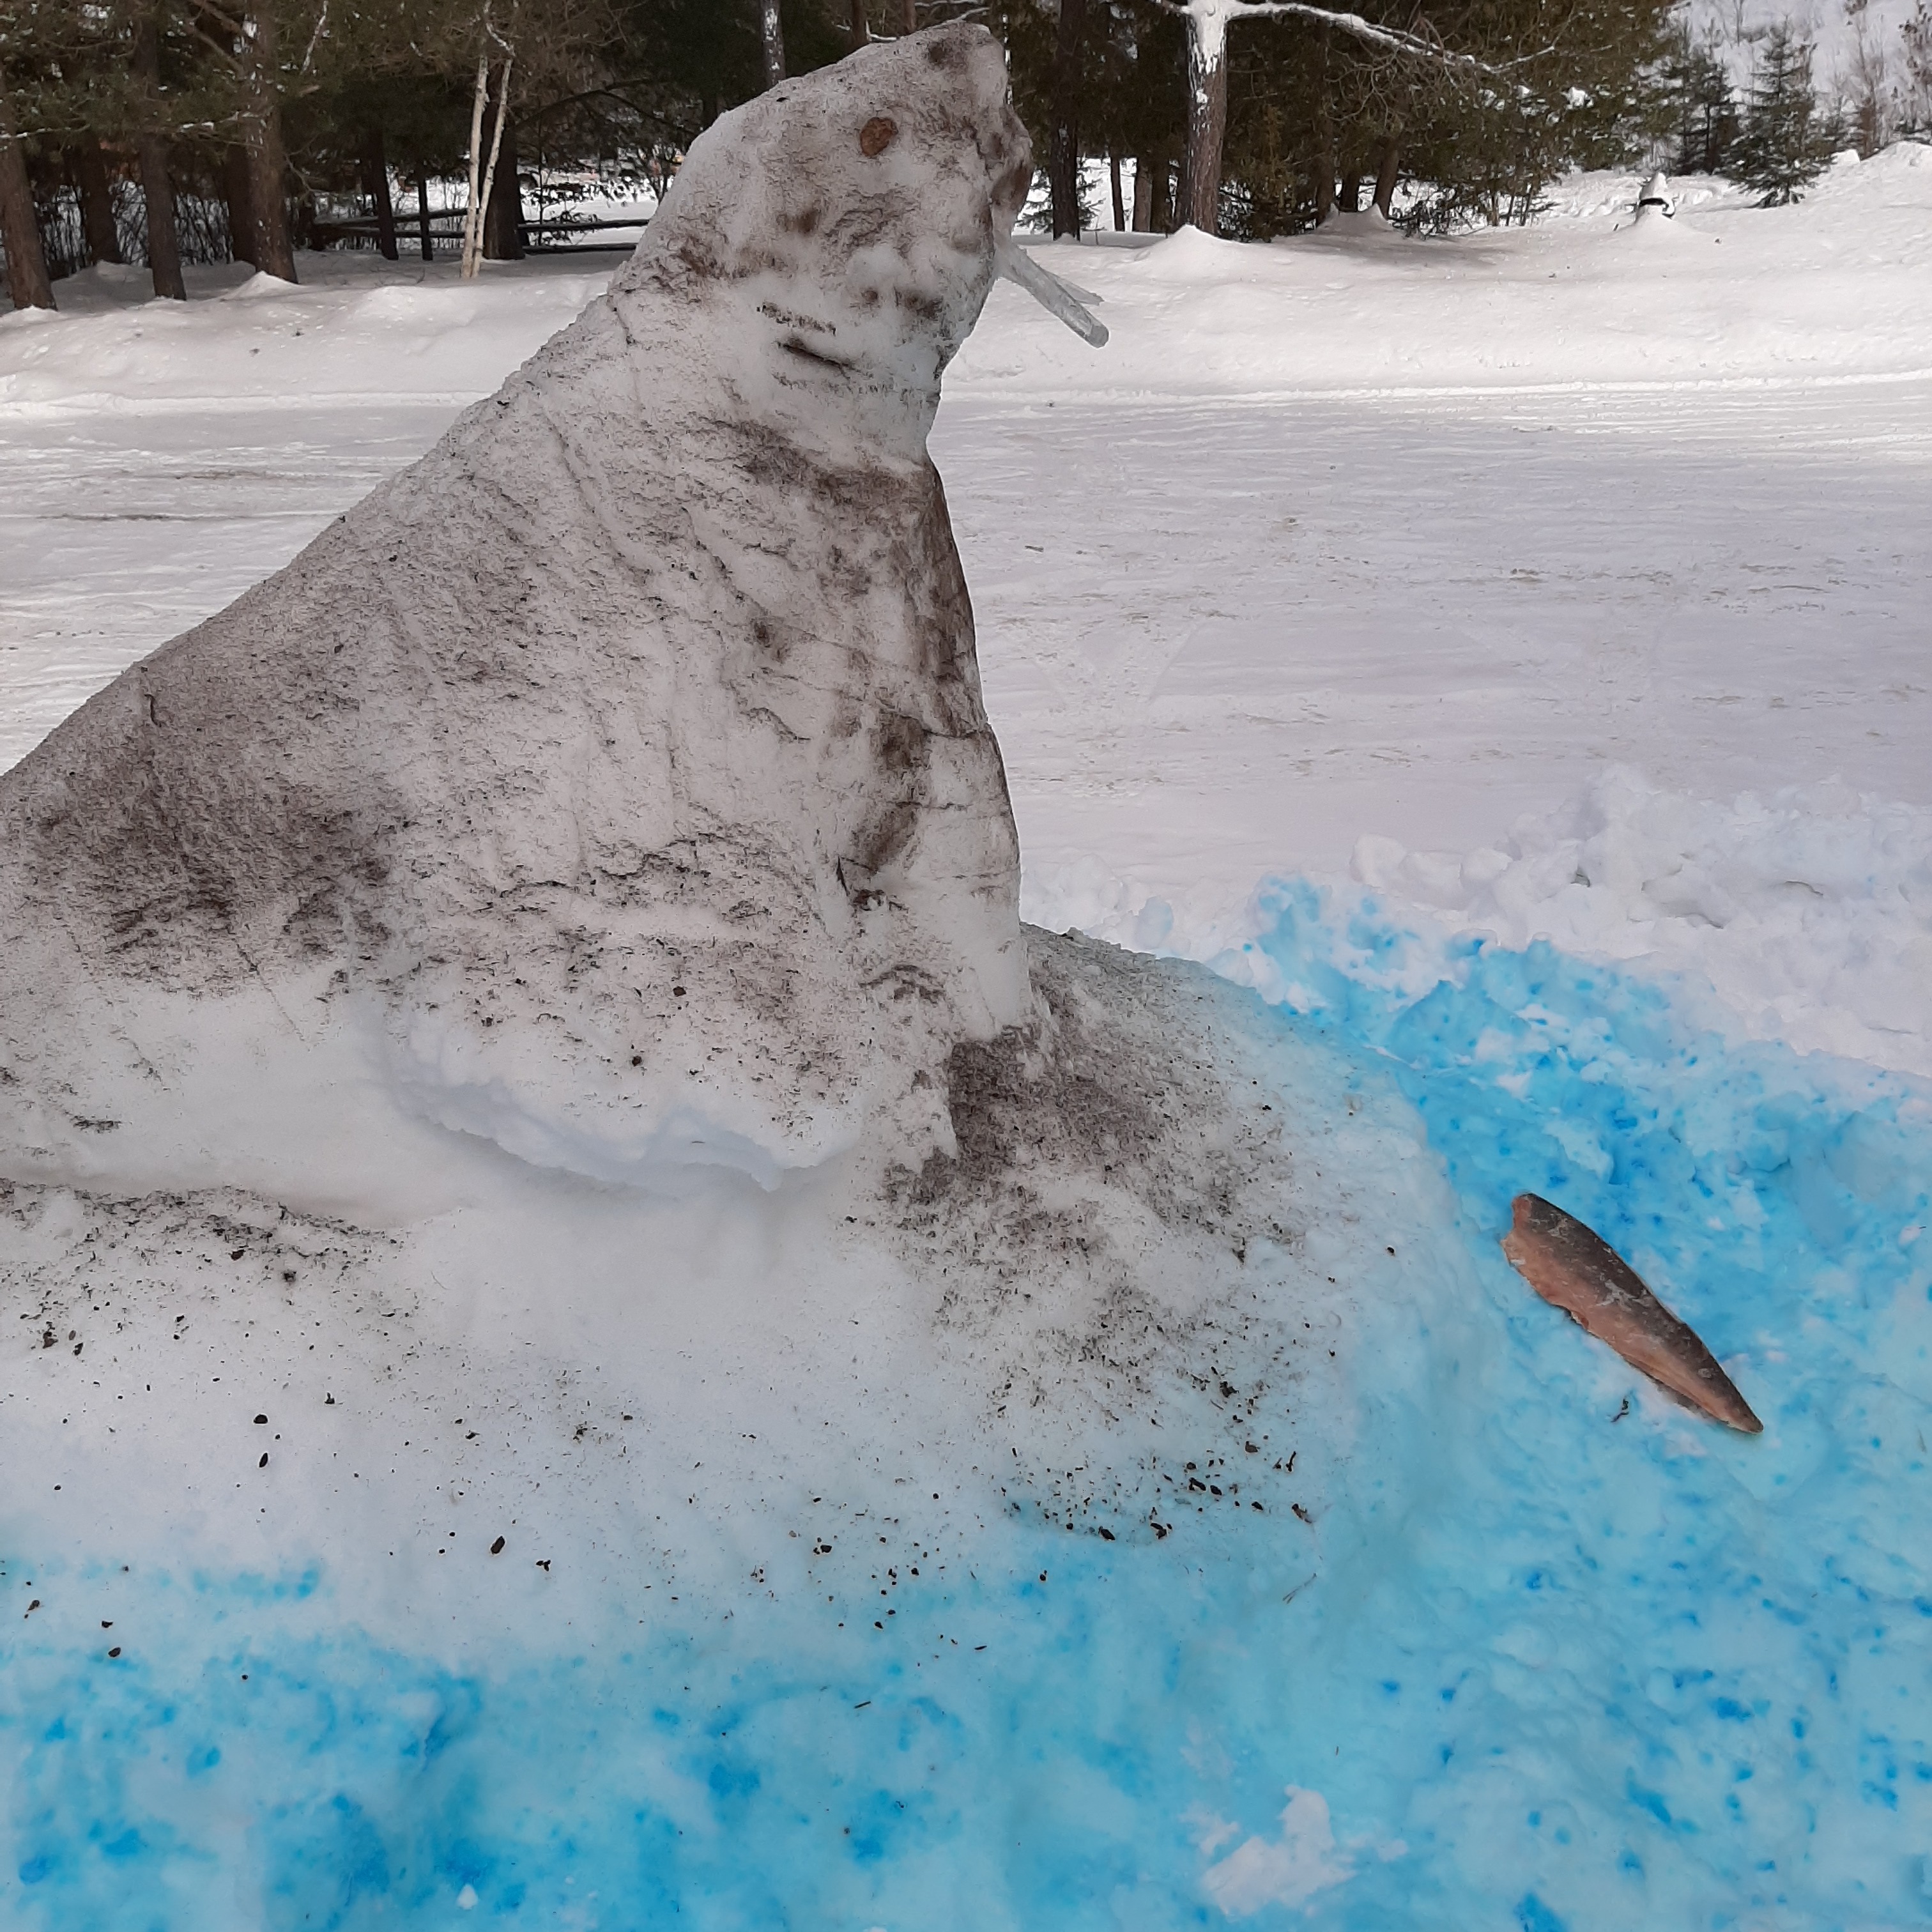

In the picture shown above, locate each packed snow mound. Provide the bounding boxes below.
[0,24,1038,1206]
[957,146,1932,398]
[1,926,1392,1644]
[10,905,1929,1929]
[1025,770,1932,1085]
[1347,769,1932,1077]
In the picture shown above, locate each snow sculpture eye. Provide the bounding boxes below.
[859,116,898,158]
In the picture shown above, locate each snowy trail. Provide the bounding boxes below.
[944,379,1932,914]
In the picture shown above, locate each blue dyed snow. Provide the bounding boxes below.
[5,881,1931,1929]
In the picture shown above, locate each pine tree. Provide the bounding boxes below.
[1734,25,1830,205]
[0,51,56,308]
[1901,2,1932,137]
[1668,35,1737,176]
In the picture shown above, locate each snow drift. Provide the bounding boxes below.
[1349,768,1932,1077]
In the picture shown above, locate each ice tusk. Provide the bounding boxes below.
[1050,272,1104,306]
[995,236,1109,348]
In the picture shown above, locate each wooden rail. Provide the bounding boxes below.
[310,210,650,256]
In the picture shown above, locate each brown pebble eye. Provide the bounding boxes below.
[859,116,897,158]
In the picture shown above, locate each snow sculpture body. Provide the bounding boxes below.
[0,27,1037,1204]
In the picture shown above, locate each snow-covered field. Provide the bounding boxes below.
[3,145,1931,1929]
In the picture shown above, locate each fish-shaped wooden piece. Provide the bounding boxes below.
[1501,1193,1763,1434]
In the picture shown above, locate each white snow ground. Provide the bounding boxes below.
[4,151,1932,1930]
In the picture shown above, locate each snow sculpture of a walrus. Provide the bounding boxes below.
[0,27,1043,1209]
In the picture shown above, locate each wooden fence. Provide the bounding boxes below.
[311,209,650,258]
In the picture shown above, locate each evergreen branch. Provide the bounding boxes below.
[6,112,256,139]
[181,19,244,70]
[1234,1,1471,64]
[182,0,247,40]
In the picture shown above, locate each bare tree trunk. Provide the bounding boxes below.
[1109,151,1125,230]
[1337,169,1361,213]
[482,98,523,261]
[1131,153,1153,231]
[241,6,296,281]
[464,53,513,278]
[415,162,433,261]
[1311,24,1335,224]
[224,144,257,264]
[1150,137,1177,231]
[897,0,916,29]
[133,16,185,299]
[0,64,55,310]
[1047,0,1087,238]
[1180,8,1228,233]
[1372,132,1400,217]
[461,44,489,275]
[136,141,185,296]
[72,142,124,264]
[848,0,870,49]
[362,127,398,260]
[760,0,785,85]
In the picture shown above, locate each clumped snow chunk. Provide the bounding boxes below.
[0,25,1036,1204]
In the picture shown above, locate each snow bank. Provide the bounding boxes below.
[7,145,1928,437]
[1029,769,1932,1087]
[0,254,608,420]
[1348,768,1932,1078]
[955,144,1932,399]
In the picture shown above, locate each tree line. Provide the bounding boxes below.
[3,0,1920,312]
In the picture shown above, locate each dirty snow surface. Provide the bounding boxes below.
[4,150,1932,1931]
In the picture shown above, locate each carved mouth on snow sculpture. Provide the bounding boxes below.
[0,26,1089,1207]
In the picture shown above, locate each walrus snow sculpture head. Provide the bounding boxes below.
[634,26,1036,451]
[0,26,1043,1207]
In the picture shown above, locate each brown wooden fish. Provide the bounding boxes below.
[1501,1193,1763,1434]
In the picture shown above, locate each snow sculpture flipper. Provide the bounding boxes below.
[0,26,1038,1205]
